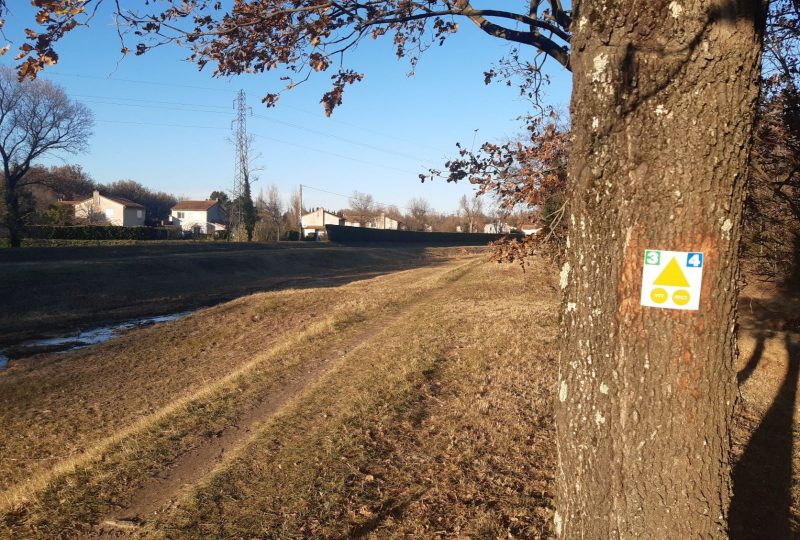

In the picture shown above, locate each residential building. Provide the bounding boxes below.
[301,208,344,238]
[483,222,515,234]
[170,200,228,234]
[341,214,362,228]
[364,213,401,230]
[71,190,146,227]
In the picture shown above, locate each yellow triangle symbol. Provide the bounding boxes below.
[653,258,690,287]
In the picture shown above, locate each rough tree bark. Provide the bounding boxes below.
[555,1,767,537]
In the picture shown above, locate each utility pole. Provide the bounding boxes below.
[298,183,303,241]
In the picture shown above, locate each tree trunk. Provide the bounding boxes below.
[3,178,22,248]
[555,1,766,537]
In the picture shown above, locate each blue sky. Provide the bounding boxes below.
[4,3,571,213]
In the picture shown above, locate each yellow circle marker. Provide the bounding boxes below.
[650,287,668,304]
[673,289,691,306]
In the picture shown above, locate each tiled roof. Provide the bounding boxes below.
[172,200,221,211]
[104,195,145,208]
[63,194,145,209]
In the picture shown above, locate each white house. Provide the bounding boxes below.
[483,222,515,234]
[364,213,400,230]
[71,190,145,227]
[341,214,362,228]
[301,208,344,238]
[171,200,227,234]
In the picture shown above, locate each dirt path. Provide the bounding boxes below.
[92,262,475,537]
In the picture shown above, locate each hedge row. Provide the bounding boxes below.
[324,224,521,245]
[25,225,184,241]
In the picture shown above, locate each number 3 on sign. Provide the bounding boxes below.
[686,252,703,268]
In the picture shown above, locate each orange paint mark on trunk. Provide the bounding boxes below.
[616,224,646,330]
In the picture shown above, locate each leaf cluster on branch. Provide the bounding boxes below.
[5,1,572,115]
[425,112,569,267]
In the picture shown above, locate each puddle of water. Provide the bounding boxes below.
[0,311,192,369]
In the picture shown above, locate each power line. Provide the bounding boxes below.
[252,113,440,166]
[94,117,425,175]
[96,119,228,130]
[47,70,237,94]
[249,132,421,175]
[78,96,441,165]
[75,94,232,111]
[81,99,235,116]
[47,71,446,151]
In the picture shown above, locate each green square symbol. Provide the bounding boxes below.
[644,250,661,265]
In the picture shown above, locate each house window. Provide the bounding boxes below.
[177,211,185,219]
[104,208,114,218]
[137,210,143,218]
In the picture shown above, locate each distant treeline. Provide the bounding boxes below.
[13,165,179,227]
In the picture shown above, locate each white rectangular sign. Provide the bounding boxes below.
[640,249,704,311]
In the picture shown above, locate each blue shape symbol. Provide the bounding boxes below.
[686,252,703,268]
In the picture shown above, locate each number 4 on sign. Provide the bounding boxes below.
[686,252,703,268]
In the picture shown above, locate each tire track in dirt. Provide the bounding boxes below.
[93,260,480,537]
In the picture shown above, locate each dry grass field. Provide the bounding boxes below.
[0,251,797,539]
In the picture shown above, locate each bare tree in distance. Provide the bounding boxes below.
[254,188,266,213]
[286,188,303,240]
[264,184,284,241]
[0,67,92,247]
[458,193,484,233]
[406,197,432,231]
[348,191,378,226]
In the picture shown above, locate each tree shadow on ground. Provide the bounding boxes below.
[736,329,769,386]
[729,301,800,538]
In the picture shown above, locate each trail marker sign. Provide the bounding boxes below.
[640,250,703,311]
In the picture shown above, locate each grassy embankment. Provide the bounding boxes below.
[0,243,463,345]
[0,249,797,538]
[0,254,560,538]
